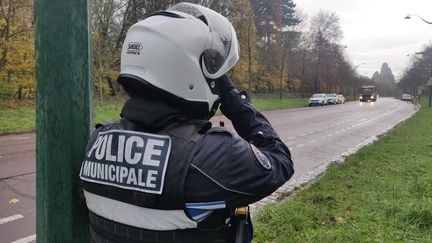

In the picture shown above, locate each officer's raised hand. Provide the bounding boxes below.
[217,74,250,120]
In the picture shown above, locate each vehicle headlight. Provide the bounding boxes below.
[359,96,363,99]
[371,96,374,99]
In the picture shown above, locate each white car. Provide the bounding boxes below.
[401,94,412,102]
[309,93,328,106]
[337,94,345,104]
[326,93,338,105]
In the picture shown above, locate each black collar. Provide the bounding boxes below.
[121,97,210,132]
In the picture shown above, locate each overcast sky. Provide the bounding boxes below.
[295,0,432,80]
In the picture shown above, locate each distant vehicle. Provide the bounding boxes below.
[326,93,338,105]
[337,94,345,104]
[308,93,328,106]
[401,94,413,102]
[359,85,377,102]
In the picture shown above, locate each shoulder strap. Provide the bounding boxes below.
[164,120,211,142]
[86,121,117,151]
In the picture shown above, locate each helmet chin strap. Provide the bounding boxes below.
[207,97,221,119]
[205,76,219,95]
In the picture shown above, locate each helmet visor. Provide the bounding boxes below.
[169,3,233,74]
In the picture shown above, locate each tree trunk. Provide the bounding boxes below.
[247,15,252,94]
[107,77,116,96]
[279,52,285,99]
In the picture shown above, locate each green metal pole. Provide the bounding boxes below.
[35,0,92,242]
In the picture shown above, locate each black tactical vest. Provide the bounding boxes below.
[81,118,207,210]
[80,118,233,242]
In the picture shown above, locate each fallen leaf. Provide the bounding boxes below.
[9,198,19,204]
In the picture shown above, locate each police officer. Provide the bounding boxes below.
[80,2,294,243]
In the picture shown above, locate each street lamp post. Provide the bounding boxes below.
[405,14,432,25]
[353,62,366,100]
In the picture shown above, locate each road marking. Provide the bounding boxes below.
[12,137,31,140]
[335,131,340,134]
[287,136,296,140]
[299,133,306,136]
[11,234,36,243]
[297,144,306,148]
[0,214,24,225]
[308,131,314,134]
[309,140,317,143]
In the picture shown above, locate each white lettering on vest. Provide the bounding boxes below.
[105,134,117,162]
[126,168,137,185]
[87,136,103,157]
[146,170,158,188]
[95,135,108,160]
[117,135,125,163]
[109,165,115,181]
[143,139,164,166]
[138,169,146,186]
[125,136,143,164]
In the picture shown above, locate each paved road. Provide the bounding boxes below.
[0,98,416,242]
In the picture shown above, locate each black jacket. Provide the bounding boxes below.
[80,88,294,242]
[120,89,294,209]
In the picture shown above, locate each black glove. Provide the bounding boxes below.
[216,75,249,120]
[216,74,235,95]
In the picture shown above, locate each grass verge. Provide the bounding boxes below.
[253,102,432,242]
[252,93,308,110]
[0,106,35,132]
[0,94,308,133]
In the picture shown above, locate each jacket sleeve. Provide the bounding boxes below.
[184,89,294,208]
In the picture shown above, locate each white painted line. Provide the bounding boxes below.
[11,234,36,243]
[0,214,24,225]
[335,131,340,134]
[308,131,314,134]
[287,136,296,140]
[299,133,306,136]
[297,144,306,148]
[12,137,30,140]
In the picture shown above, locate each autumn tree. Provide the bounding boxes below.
[0,0,34,99]
[399,44,432,95]
[226,0,257,92]
[309,10,342,93]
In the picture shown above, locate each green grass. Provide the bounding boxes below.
[252,93,308,110]
[253,101,432,242]
[93,96,127,124]
[0,106,35,132]
[0,93,308,133]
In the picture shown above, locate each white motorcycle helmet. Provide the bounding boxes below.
[118,2,239,117]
